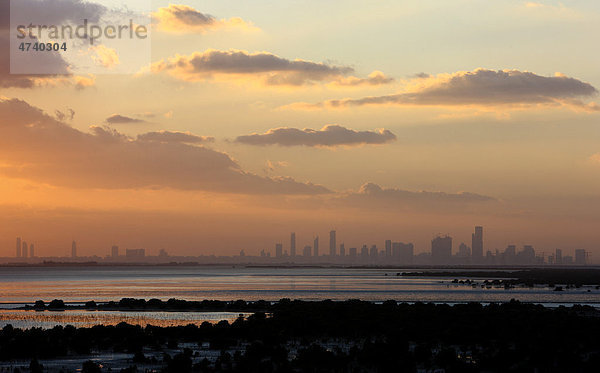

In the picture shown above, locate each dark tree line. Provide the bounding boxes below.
[3,299,600,372]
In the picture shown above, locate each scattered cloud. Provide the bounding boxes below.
[235,125,397,147]
[54,108,75,122]
[287,69,599,111]
[153,4,258,33]
[137,131,214,144]
[149,49,358,86]
[0,98,330,195]
[521,1,583,19]
[89,45,120,69]
[590,154,600,164]
[332,71,394,87]
[105,114,146,124]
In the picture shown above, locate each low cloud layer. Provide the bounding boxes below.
[137,131,214,144]
[149,49,391,87]
[235,125,397,147]
[153,4,257,33]
[105,114,146,124]
[0,98,329,195]
[336,183,497,210]
[289,69,599,110]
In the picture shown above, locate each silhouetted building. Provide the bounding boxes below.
[29,244,34,258]
[126,248,145,258]
[303,245,311,257]
[519,245,536,265]
[397,242,414,263]
[349,247,357,258]
[71,241,77,258]
[339,243,345,257]
[16,237,21,258]
[361,245,368,258]
[111,245,119,258]
[159,248,168,257]
[555,249,563,265]
[458,243,471,258]
[431,235,452,264]
[575,249,587,265]
[385,240,392,257]
[369,245,378,258]
[313,236,319,257]
[290,233,296,257]
[329,230,336,257]
[22,242,28,259]
[472,226,483,262]
[504,245,516,264]
[275,243,283,258]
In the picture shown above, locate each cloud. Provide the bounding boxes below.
[55,108,75,121]
[336,183,497,210]
[0,0,103,89]
[590,154,600,164]
[137,131,214,144]
[0,98,329,195]
[332,71,394,87]
[89,45,120,69]
[288,68,599,111]
[153,4,258,33]
[235,125,397,147]
[149,49,356,86]
[105,114,146,124]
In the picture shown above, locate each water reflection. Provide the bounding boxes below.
[0,309,250,329]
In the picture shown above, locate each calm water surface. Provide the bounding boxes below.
[1,265,599,305]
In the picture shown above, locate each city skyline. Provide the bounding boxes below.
[5,226,594,265]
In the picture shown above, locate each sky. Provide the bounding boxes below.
[1,0,600,259]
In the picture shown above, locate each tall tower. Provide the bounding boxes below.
[313,236,319,257]
[72,241,77,258]
[471,226,483,262]
[290,233,296,257]
[385,240,392,257]
[275,243,283,258]
[329,230,336,257]
[16,237,21,258]
[29,244,35,258]
[22,242,28,258]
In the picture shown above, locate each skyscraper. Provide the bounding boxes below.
[275,243,283,258]
[22,242,28,258]
[72,241,77,258]
[339,243,345,257]
[471,226,483,262]
[385,240,392,257]
[111,245,119,258]
[313,236,319,257]
[431,235,452,264]
[290,233,296,257]
[555,248,562,265]
[29,244,34,258]
[16,237,21,258]
[575,249,587,265]
[329,230,336,257]
[303,245,312,257]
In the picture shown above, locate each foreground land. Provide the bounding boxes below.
[2,299,600,372]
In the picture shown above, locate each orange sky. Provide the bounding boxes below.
[1,1,600,260]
